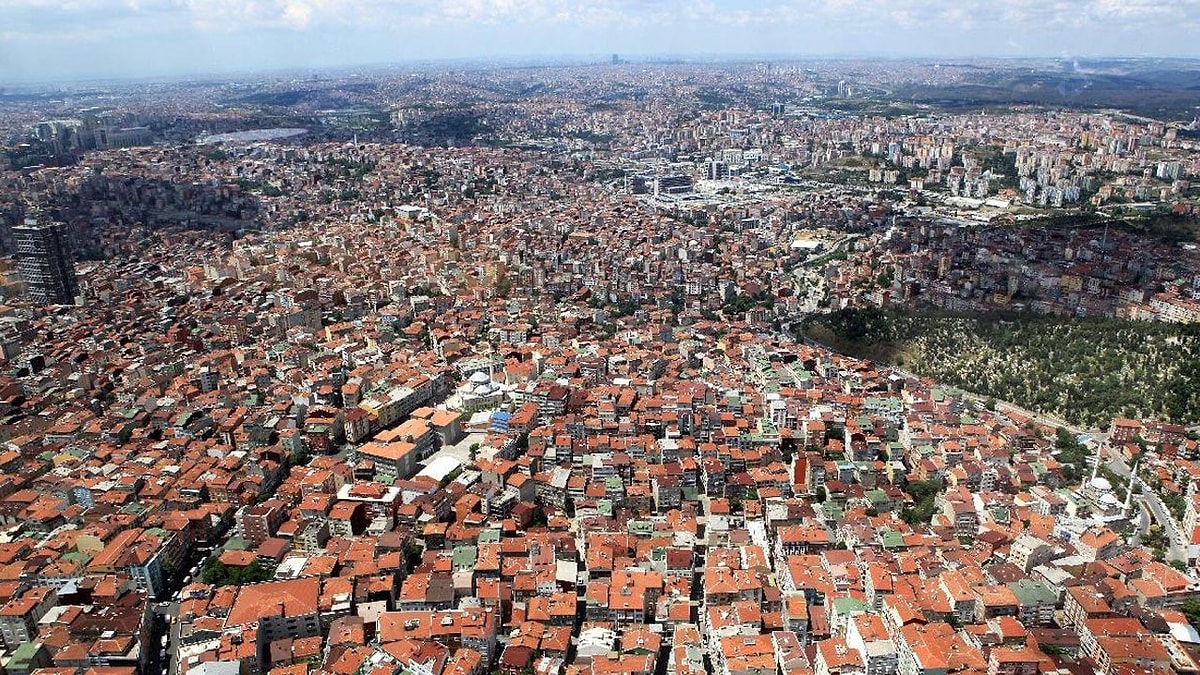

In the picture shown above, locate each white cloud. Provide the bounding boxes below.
[1,0,1198,76]
[1,0,1198,35]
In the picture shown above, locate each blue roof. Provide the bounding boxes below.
[490,410,512,432]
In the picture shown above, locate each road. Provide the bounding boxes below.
[1140,485,1188,563]
[1131,501,1151,546]
[801,233,862,269]
[989,399,1088,436]
[151,543,219,675]
[1108,452,1188,562]
[1142,477,1187,561]
[1105,453,1132,480]
[150,601,179,675]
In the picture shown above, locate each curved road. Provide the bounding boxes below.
[1106,453,1189,563]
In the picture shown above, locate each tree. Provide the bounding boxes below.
[403,535,427,571]
[901,479,942,525]
[1054,427,1089,485]
[1163,492,1187,521]
[1182,599,1200,631]
[1144,525,1167,555]
[439,467,463,488]
[238,560,271,585]
[201,558,271,586]
[284,449,311,474]
[530,505,549,528]
[494,276,513,298]
[161,560,178,589]
[780,438,797,465]
[201,559,229,586]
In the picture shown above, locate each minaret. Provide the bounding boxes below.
[1122,459,1139,518]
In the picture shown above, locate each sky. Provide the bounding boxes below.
[2,0,1199,81]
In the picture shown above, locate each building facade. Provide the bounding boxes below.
[14,220,78,305]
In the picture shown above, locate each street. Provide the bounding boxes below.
[150,601,180,675]
[1107,451,1189,563]
[1138,481,1188,563]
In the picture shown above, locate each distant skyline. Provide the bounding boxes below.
[2,0,1200,81]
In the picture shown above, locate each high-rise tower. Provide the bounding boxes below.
[14,220,78,305]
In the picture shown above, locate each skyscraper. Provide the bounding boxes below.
[14,220,78,305]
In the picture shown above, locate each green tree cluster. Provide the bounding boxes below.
[1055,428,1090,484]
[201,558,272,587]
[901,479,942,525]
[403,541,424,574]
[1182,599,1200,631]
[1143,525,1168,560]
[1163,492,1187,521]
[722,291,774,317]
[808,309,1200,426]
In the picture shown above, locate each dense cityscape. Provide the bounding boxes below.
[2,50,1200,675]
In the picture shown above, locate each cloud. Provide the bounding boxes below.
[1,0,1198,78]
[2,0,1199,35]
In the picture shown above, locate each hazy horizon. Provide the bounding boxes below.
[3,0,1199,82]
